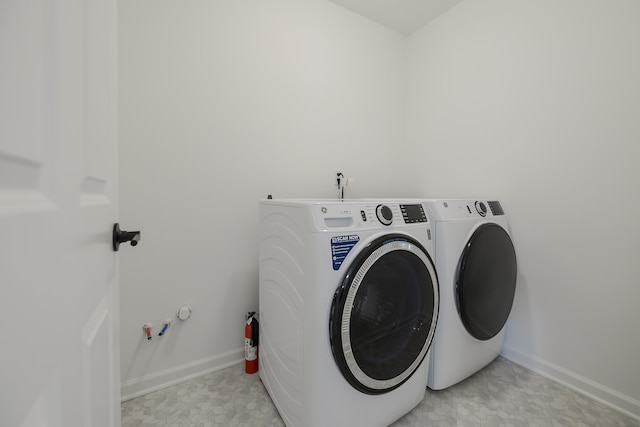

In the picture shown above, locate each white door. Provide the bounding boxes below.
[0,0,120,426]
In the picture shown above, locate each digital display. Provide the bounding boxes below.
[400,204,427,223]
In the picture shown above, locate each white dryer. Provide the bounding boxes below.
[423,199,517,390]
[259,199,439,427]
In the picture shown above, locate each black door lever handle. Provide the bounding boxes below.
[113,223,141,251]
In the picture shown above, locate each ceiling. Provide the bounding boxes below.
[328,0,463,35]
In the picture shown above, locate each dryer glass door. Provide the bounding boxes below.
[329,234,439,395]
[456,223,517,340]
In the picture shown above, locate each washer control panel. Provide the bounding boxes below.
[373,203,428,226]
[400,204,428,224]
[312,201,431,230]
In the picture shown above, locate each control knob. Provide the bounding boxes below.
[376,204,393,226]
[475,201,487,217]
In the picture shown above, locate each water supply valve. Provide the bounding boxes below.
[159,319,172,336]
[142,323,153,340]
[335,172,354,200]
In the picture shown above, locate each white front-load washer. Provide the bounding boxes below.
[422,199,517,390]
[259,199,439,427]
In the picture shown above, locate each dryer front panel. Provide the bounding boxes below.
[456,223,517,341]
[329,234,439,395]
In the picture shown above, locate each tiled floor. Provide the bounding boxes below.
[121,357,638,426]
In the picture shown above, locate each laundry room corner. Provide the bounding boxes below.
[405,0,640,419]
[117,0,415,400]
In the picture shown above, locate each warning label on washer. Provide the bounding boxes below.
[331,235,360,270]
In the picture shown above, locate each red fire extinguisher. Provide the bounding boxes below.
[245,312,259,374]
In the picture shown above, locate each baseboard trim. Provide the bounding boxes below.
[121,348,244,402]
[501,345,640,422]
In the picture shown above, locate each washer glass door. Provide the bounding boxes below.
[329,234,439,395]
[456,223,517,340]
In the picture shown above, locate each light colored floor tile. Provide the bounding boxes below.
[122,357,638,426]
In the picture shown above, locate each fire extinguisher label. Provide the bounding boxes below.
[331,235,359,270]
[245,338,257,361]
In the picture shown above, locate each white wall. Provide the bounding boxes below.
[119,0,640,419]
[118,0,409,399]
[406,0,640,418]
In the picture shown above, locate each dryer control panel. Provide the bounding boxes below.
[471,200,504,217]
[428,199,505,220]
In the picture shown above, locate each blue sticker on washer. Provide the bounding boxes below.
[331,235,360,270]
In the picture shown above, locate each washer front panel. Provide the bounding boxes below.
[456,223,517,340]
[330,234,439,395]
